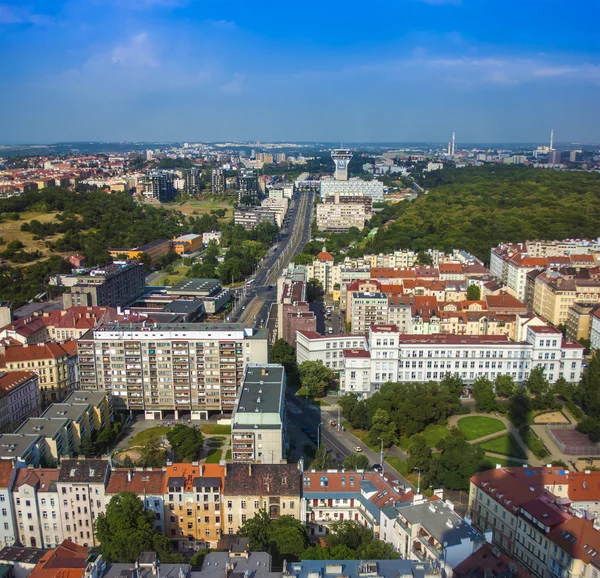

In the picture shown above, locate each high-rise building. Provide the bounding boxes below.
[331,149,353,181]
[548,150,563,166]
[145,170,176,202]
[238,168,259,202]
[183,168,202,195]
[77,322,269,418]
[211,169,225,194]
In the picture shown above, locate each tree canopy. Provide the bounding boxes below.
[95,492,181,563]
[166,424,203,462]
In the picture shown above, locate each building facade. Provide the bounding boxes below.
[77,323,268,418]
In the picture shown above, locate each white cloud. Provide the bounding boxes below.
[222,72,245,94]
[112,33,158,67]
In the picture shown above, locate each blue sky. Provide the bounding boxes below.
[1,0,599,144]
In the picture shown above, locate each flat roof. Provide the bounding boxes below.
[41,403,89,422]
[16,418,68,438]
[399,501,482,547]
[0,434,41,458]
[234,364,285,421]
[284,560,435,578]
[167,278,221,295]
[163,300,205,314]
[63,391,108,406]
[174,234,201,242]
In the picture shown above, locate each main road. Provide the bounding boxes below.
[229,191,314,327]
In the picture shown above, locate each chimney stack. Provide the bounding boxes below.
[127,470,133,482]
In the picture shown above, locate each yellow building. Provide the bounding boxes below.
[108,239,172,265]
[172,234,203,255]
[164,464,225,548]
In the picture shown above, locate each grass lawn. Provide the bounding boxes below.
[398,423,449,451]
[128,426,170,447]
[479,434,527,459]
[385,456,408,476]
[201,424,231,435]
[205,444,223,463]
[346,425,380,452]
[0,211,64,257]
[225,449,232,460]
[155,274,187,287]
[167,199,233,218]
[484,454,527,468]
[457,416,506,441]
[209,436,226,442]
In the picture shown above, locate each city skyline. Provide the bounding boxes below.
[0,0,599,143]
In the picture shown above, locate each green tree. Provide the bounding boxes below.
[467,284,481,300]
[526,366,550,395]
[326,520,372,551]
[96,492,177,562]
[306,278,324,302]
[166,424,203,462]
[299,360,335,397]
[238,510,309,560]
[428,436,485,491]
[79,433,96,457]
[508,387,531,429]
[416,251,433,266]
[343,452,370,470]
[472,376,496,412]
[367,409,396,447]
[139,436,166,467]
[406,434,432,472]
[310,446,338,470]
[495,375,516,398]
[270,339,299,388]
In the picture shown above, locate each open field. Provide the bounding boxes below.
[479,434,527,459]
[165,198,233,218]
[127,426,170,446]
[458,416,506,441]
[0,211,62,256]
[200,424,231,435]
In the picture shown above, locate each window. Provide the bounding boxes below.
[205,529,210,536]
[241,500,246,509]
[241,514,247,523]
[227,501,232,509]
[227,514,233,523]
[254,500,259,509]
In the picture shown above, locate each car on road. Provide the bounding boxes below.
[330,419,336,427]
[353,446,362,452]
[371,464,383,472]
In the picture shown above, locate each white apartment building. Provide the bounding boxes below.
[231,364,287,464]
[320,178,385,203]
[301,324,584,398]
[341,350,371,398]
[0,462,16,546]
[12,468,63,549]
[57,459,110,547]
[591,309,600,350]
[202,231,222,245]
[260,197,288,227]
[296,331,368,375]
[350,292,388,334]
[381,500,490,576]
[316,194,372,232]
[77,322,268,419]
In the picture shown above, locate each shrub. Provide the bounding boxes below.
[456,406,471,415]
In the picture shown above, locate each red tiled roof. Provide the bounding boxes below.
[343,349,370,358]
[4,342,74,363]
[316,251,333,262]
[397,333,511,345]
[548,517,600,566]
[14,468,59,492]
[106,469,166,495]
[0,371,37,395]
[439,263,463,274]
[370,267,416,279]
[0,460,14,487]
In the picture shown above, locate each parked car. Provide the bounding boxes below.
[330,419,337,427]
[354,446,362,452]
[371,464,383,472]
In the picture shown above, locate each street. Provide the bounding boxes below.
[286,392,416,493]
[229,191,314,327]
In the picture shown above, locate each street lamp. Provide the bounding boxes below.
[378,437,384,468]
[337,405,341,432]
[414,468,421,494]
[317,421,324,449]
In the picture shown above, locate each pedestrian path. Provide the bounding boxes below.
[448,412,543,466]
